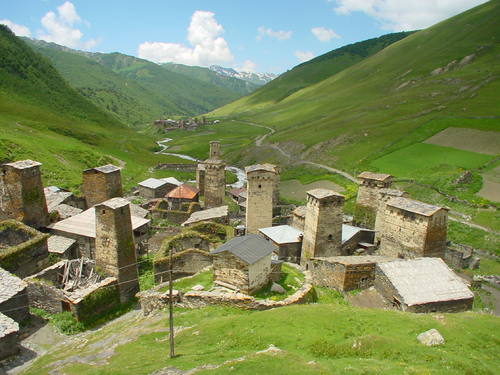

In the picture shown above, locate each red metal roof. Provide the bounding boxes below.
[166,184,199,199]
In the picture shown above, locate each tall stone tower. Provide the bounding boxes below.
[245,164,277,234]
[204,141,226,208]
[0,160,49,228]
[94,198,139,303]
[301,189,344,265]
[354,171,393,228]
[374,188,408,243]
[82,164,123,208]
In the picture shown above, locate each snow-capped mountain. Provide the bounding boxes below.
[209,65,277,86]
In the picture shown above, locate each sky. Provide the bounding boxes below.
[0,0,489,74]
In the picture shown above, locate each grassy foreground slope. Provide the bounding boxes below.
[211,1,499,172]
[0,25,183,192]
[20,302,500,375]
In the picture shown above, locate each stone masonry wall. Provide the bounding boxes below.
[247,254,272,294]
[154,249,212,284]
[277,242,302,264]
[245,170,275,234]
[82,169,123,208]
[204,161,225,209]
[213,252,250,292]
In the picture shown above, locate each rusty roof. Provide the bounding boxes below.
[167,184,199,199]
[358,171,392,181]
[387,197,445,216]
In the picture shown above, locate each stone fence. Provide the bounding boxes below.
[137,263,313,315]
[155,163,197,171]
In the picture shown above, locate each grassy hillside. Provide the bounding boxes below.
[162,62,258,96]
[19,300,500,375]
[0,25,187,192]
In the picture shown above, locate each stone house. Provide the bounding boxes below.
[0,313,20,360]
[211,234,276,294]
[374,258,474,313]
[154,248,212,283]
[0,220,49,277]
[0,267,29,323]
[0,159,50,228]
[82,164,123,208]
[137,178,178,199]
[258,225,303,264]
[355,171,393,228]
[203,141,226,209]
[308,256,393,292]
[44,186,85,220]
[373,188,408,243]
[182,205,229,226]
[48,206,150,259]
[166,184,200,210]
[379,197,448,259]
[341,224,376,254]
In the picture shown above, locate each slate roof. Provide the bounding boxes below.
[4,160,41,169]
[292,206,307,218]
[245,164,277,174]
[138,178,169,189]
[160,177,182,186]
[54,204,82,219]
[387,197,445,217]
[44,188,73,212]
[307,189,344,200]
[48,207,150,238]
[211,234,276,264]
[378,258,474,306]
[47,235,76,254]
[258,225,303,244]
[312,255,393,265]
[0,312,19,338]
[93,164,120,173]
[182,205,228,226]
[0,267,27,304]
[167,184,199,199]
[342,224,374,244]
[358,171,392,181]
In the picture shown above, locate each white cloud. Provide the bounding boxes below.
[237,60,257,73]
[38,1,97,49]
[138,10,233,66]
[294,50,315,63]
[333,0,489,31]
[0,19,31,37]
[311,27,340,42]
[257,26,292,41]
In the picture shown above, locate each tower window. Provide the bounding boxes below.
[328,234,333,240]
[258,184,262,188]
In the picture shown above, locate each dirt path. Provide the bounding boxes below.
[449,216,500,236]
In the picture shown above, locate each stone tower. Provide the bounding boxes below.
[374,188,408,243]
[245,164,277,234]
[0,160,49,228]
[354,171,393,228]
[196,164,205,196]
[204,141,226,208]
[301,189,344,265]
[82,164,123,208]
[94,198,139,303]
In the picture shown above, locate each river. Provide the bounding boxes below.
[155,138,246,188]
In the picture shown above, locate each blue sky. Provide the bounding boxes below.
[0,0,488,73]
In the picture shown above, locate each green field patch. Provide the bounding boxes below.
[424,127,500,156]
[478,165,500,202]
[370,143,493,179]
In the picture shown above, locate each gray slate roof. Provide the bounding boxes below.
[0,312,19,338]
[4,160,41,169]
[378,258,474,306]
[211,234,276,264]
[0,267,27,304]
[387,197,445,216]
[307,189,344,200]
[358,171,392,181]
[138,178,169,189]
[182,205,228,226]
[48,235,76,254]
[245,164,277,174]
[258,225,303,244]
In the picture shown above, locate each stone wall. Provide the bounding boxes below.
[301,190,344,265]
[0,313,20,360]
[374,189,408,243]
[204,161,225,208]
[154,249,212,284]
[49,229,94,259]
[379,207,447,259]
[138,184,175,200]
[26,279,65,314]
[247,254,272,294]
[277,242,302,264]
[245,168,276,234]
[82,167,123,208]
[213,252,250,292]
[156,163,197,171]
[0,220,49,278]
[0,287,29,323]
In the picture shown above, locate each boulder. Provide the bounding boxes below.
[417,329,445,346]
[270,283,286,294]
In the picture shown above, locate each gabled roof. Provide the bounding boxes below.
[3,159,41,169]
[342,224,374,244]
[182,205,228,226]
[258,225,303,244]
[307,188,344,200]
[211,234,276,264]
[167,184,199,199]
[160,177,181,186]
[84,164,120,174]
[44,188,74,212]
[0,267,27,304]
[387,197,445,217]
[138,178,169,189]
[358,171,392,182]
[378,258,473,306]
[48,235,76,254]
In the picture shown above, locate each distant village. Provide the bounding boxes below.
[0,141,484,359]
[153,117,219,132]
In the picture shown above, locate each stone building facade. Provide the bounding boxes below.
[0,220,49,277]
[290,206,306,231]
[82,164,123,208]
[373,188,408,243]
[355,171,393,228]
[0,267,29,323]
[196,164,206,196]
[0,313,20,360]
[138,178,175,199]
[245,164,278,234]
[0,160,49,228]
[95,198,139,303]
[153,249,211,283]
[308,256,392,292]
[301,189,345,265]
[379,197,448,259]
[201,141,226,209]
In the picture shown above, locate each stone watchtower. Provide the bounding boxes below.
[245,164,278,234]
[354,171,393,228]
[0,160,49,228]
[374,188,408,243]
[94,198,139,303]
[301,189,344,266]
[82,164,123,208]
[204,141,226,208]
